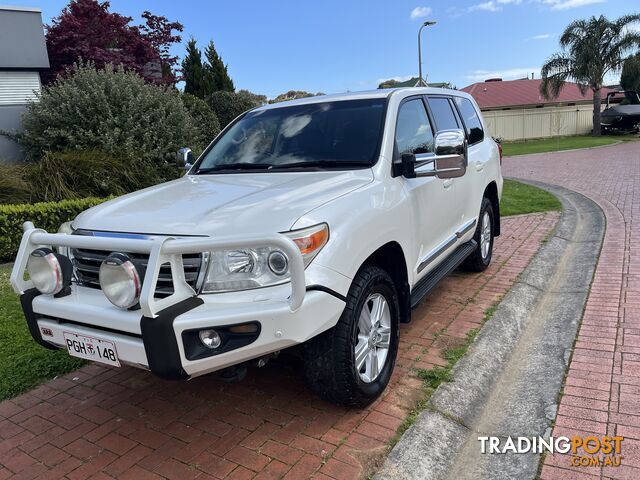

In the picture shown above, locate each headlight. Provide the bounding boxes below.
[58,221,73,235]
[201,246,290,293]
[99,253,143,309]
[27,247,72,295]
[56,221,74,256]
[200,223,329,294]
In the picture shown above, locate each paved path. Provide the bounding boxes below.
[0,213,558,480]
[504,140,640,480]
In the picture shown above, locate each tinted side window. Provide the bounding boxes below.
[395,99,434,155]
[428,97,459,131]
[454,97,484,144]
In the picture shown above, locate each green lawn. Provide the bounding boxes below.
[501,179,562,216]
[502,135,620,156]
[0,265,83,400]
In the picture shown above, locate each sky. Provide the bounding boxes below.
[9,0,640,97]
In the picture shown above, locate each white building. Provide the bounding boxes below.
[0,6,49,163]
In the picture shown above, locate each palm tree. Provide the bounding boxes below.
[540,14,640,136]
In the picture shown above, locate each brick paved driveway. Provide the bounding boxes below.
[0,212,558,480]
[504,140,640,479]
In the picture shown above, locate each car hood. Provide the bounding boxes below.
[74,170,373,236]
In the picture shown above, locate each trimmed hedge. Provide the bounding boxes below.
[0,197,107,262]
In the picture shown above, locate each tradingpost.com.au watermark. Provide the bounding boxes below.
[478,435,624,467]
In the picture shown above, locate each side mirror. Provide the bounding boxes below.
[399,153,417,178]
[432,129,467,179]
[395,129,467,180]
[176,147,195,170]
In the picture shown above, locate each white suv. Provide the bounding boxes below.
[11,87,502,407]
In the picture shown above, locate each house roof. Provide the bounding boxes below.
[461,78,615,109]
[0,6,49,69]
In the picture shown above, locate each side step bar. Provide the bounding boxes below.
[410,240,478,309]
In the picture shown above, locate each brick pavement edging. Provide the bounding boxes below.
[0,212,559,480]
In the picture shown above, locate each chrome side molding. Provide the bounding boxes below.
[417,219,477,273]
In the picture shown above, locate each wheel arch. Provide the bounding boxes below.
[483,181,501,237]
[361,241,411,324]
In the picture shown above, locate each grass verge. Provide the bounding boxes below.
[388,297,503,448]
[0,265,84,400]
[501,179,562,217]
[501,135,624,156]
[389,328,479,447]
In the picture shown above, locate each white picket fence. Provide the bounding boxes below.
[482,105,595,141]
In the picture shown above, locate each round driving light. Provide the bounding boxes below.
[27,248,65,295]
[99,253,142,309]
[199,329,222,349]
[267,250,288,276]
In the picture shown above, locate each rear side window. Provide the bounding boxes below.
[454,97,484,144]
[427,97,459,131]
[395,99,434,155]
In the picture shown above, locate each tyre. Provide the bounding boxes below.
[302,266,400,407]
[461,197,494,272]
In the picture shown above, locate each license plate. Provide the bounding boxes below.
[63,332,120,367]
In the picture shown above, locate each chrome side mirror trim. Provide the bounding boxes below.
[176,147,195,171]
[415,129,467,179]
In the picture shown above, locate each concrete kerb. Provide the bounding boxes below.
[375,181,604,480]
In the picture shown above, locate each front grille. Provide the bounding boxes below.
[70,232,204,297]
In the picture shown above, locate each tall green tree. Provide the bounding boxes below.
[204,41,235,92]
[182,39,207,98]
[621,53,640,93]
[540,14,640,136]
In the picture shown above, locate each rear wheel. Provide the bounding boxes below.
[302,266,400,407]
[461,197,494,272]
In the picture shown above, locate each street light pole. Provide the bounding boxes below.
[418,20,436,87]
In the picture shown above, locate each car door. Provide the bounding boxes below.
[426,95,476,238]
[452,96,489,237]
[395,97,456,281]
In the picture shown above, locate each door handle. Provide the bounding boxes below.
[443,179,453,189]
[475,161,484,172]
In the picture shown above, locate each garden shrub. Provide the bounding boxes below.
[181,93,220,154]
[0,165,32,204]
[207,89,267,128]
[24,150,173,202]
[0,197,107,261]
[11,63,197,170]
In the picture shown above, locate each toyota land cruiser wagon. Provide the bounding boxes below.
[12,87,502,406]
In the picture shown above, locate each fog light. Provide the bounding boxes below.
[199,329,222,349]
[267,250,288,276]
[99,253,142,309]
[27,247,72,295]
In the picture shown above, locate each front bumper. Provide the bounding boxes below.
[22,284,346,379]
[12,223,347,379]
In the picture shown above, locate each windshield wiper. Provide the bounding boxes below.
[269,160,372,170]
[196,163,275,174]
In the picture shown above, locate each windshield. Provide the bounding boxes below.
[194,98,386,173]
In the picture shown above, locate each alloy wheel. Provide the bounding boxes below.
[354,293,391,383]
[480,211,492,260]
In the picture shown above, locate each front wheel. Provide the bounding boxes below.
[461,197,495,272]
[302,266,400,407]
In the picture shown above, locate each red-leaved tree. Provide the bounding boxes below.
[139,11,184,85]
[44,0,183,85]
